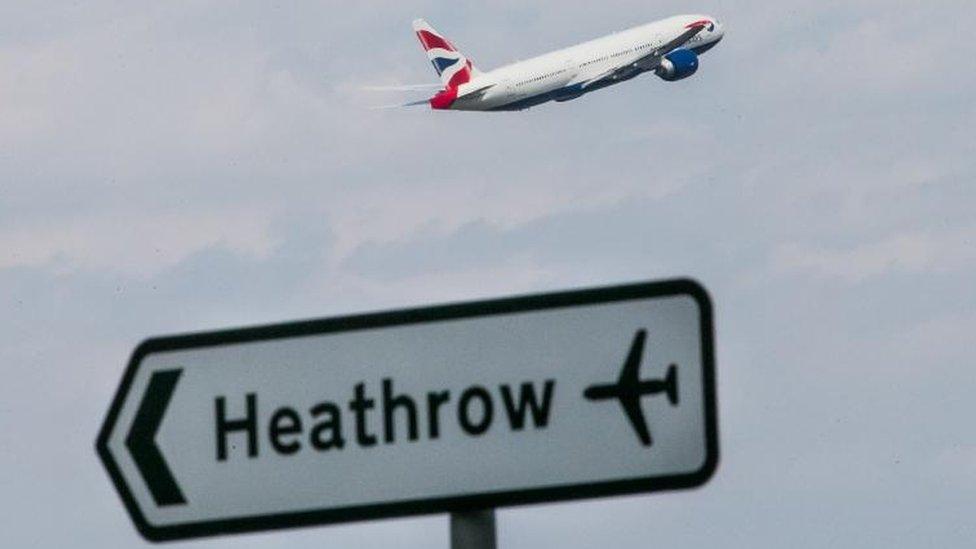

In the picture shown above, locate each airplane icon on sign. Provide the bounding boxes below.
[584,329,679,447]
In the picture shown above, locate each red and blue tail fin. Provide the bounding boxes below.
[412,19,481,89]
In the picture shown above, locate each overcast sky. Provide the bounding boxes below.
[2,0,975,546]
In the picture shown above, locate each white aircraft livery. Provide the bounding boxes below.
[408,15,725,111]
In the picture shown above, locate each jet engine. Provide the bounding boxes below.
[655,49,699,82]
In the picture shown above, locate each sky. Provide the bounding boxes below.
[2,0,975,546]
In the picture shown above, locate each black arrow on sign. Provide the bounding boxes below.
[125,368,187,506]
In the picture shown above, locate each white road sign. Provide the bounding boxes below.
[97,279,718,541]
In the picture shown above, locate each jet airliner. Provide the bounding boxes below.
[403,15,724,111]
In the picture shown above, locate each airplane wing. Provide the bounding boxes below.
[581,24,707,89]
[363,83,494,97]
[619,394,652,446]
[618,329,647,386]
[617,329,652,446]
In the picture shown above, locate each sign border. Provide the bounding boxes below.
[96,278,719,542]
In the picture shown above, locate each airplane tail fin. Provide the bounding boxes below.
[664,364,679,406]
[412,18,482,89]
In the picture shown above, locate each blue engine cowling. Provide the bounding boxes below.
[655,49,699,82]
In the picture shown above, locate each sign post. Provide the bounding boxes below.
[97,279,718,542]
[451,509,496,549]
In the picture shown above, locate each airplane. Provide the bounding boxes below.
[584,329,679,447]
[400,15,724,111]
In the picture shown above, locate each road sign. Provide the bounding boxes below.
[97,279,719,542]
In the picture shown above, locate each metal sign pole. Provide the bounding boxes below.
[450,509,497,549]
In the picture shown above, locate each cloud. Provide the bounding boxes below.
[3,1,976,547]
[773,228,976,283]
[0,206,278,275]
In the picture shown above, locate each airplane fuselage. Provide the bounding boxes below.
[443,15,725,111]
[583,379,673,401]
